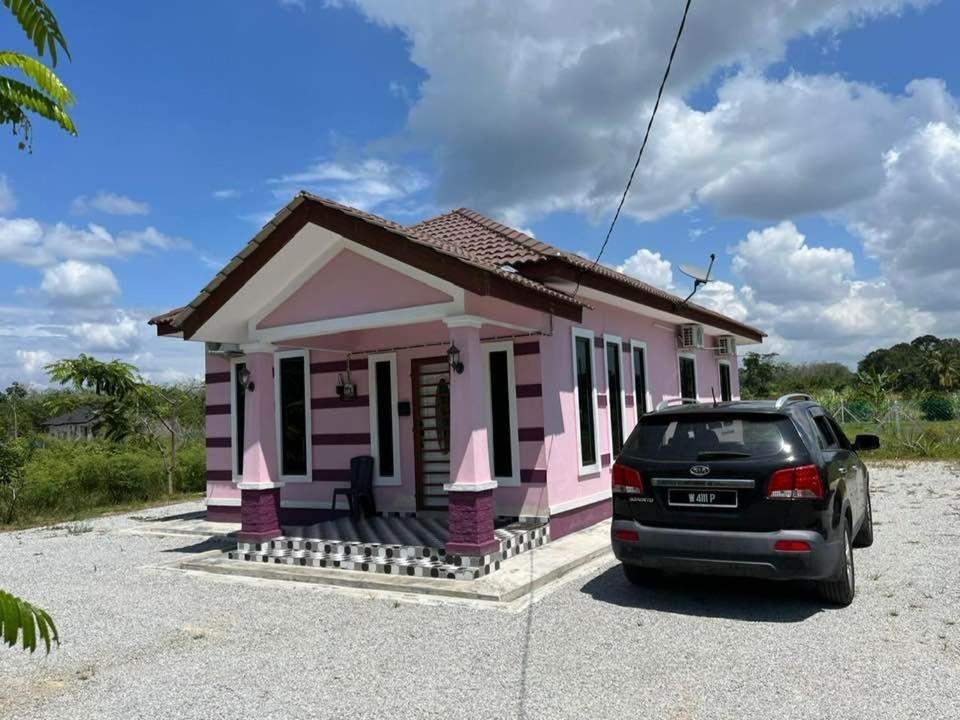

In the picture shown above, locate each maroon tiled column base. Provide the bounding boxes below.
[238,487,282,543]
[446,488,499,556]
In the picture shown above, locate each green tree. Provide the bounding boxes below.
[925,350,959,391]
[739,352,779,399]
[1,0,76,150]
[47,356,204,494]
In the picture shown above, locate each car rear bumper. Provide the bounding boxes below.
[611,520,843,580]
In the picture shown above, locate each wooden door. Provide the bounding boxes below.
[412,356,451,510]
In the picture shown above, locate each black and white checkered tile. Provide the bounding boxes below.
[228,521,549,581]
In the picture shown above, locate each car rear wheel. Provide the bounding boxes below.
[817,520,855,606]
[623,564,661,586]
[854,491,874,548]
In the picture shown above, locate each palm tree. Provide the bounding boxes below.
[926,351,960,391]
[0,0,76,150]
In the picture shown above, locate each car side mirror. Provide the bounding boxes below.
[853,433,880,452]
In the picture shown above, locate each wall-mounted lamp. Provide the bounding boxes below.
[238,366,255,392]
[336,372,356,401]
[447,343,464,375]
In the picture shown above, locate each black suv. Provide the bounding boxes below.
[610,394,878,605]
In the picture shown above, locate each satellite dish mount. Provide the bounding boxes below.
[677,253,715,307]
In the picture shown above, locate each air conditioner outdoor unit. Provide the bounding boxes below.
[714,335,736,356]
[205,341,242,356]
[678,324,704,350]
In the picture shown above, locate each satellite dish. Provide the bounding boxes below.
[678,253,716,307]
[679,263,712,283]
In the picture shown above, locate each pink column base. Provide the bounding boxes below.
[238,487,282,543]
[445,488,498,556]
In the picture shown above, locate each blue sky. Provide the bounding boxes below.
[1,0,959,385]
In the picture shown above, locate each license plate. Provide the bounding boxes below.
[668,489,738,508]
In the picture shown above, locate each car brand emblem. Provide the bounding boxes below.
[690,465,711,477]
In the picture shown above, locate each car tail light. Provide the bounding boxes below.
[767,465,824,500]
[614,529,640,542]
[774,539,812,552]
[612,463,644,494]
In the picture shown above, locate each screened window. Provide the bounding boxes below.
[574,333,597,468]
[719,362,732,402]
[606,340,624,456]
[233,361,246,477]
[679,355,697,400]
[488,350,513,477]
[278,354,308,477]
[374,360,395,477]
[632,345,648,415]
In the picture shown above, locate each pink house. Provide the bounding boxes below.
[150,194,763,575]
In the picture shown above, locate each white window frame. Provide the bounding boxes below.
[274,349,312,483]
[368,352,401,487]
[482,341,521,487]
[629,340,651,420]
[678,352,699,401]
[229,356,247,482]
[602,334,629,453]
[571,327,601,476]
[718,359,733,402]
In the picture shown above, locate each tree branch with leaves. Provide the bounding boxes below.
[1,0,76,150]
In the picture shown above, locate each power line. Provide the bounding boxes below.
[574,0,693,297]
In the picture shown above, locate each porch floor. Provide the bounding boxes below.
[228,515,549,580]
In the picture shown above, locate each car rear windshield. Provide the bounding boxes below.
[623,414,796,461]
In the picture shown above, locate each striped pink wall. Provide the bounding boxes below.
[204,354,240,511]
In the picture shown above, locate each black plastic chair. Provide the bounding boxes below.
[331,455,376,518]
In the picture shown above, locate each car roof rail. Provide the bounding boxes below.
[655,398,700,412]
[774,393,814,409]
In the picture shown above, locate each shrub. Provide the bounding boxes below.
[6,438,205,525]
[920,395,956,421]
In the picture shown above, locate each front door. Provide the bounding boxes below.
[412,356,451,510]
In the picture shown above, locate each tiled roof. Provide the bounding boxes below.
[149,194,761,341]
[410,208,764,339]
[154,194,587,334]
[410,209,555,266]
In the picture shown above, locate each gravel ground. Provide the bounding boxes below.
[1,462,958,720]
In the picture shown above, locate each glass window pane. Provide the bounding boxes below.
[235,362,246,476]
[489,350,513,477]
[279,356,307,476]
[375,360,394,477]
[679,356,697,400]
[633,347,647,414]
[606,342,624,456]
[575,336,596,466]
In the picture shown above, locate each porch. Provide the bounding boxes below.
[229,513,550,580]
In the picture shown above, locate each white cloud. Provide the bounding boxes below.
[213,188,239,199]
[72,192,150,216]
[0,217,190,266]
[730,221,855,304]
[344,0,932,224]
[269,157,429,212]
[69,312,142,353]
[0,175,15,214]
[16,349,54,377]
[0,304,203,388]
[616,248,674,291]
[846,121,960,320]
[41,260,121,306]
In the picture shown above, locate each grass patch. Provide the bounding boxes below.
[0,492,204,532]
[844,420,960,461]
